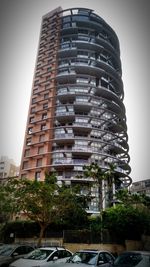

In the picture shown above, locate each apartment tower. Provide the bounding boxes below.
[20,7,131,212]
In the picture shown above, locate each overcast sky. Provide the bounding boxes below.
[0,0,149,182]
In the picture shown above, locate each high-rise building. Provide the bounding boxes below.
[20,7,131,212]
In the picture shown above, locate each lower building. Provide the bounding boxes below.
[0,156,19,182]
[131,179,150,197]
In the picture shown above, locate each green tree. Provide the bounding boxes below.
[82,162,117,210]
[6,174,58,246]
[56,185,88,229]
[0,181,15,223]
[102,204,150,241]
[82,163,106,210]
[104,163,117,207]
[0,173,87,246]
[116,189,147,207]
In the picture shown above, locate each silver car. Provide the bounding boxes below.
[58,249,115,266]
[9,246,72,267]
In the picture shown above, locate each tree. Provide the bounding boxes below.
[0,173,87,246]
[104,163,116,207]
[0,180,15,223]
[102,204,150,241]
[5,174,58,246]
[116,189,144,206]
[82,162,117,210]
[55,185,88,229]
[82,163,106,211]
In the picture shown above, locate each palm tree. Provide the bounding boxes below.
[105,163,117,207]
[82,163,107,211]
[82,162,120,210]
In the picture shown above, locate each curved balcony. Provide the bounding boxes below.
[55,8,131,189]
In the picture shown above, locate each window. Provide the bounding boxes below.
[38,147,44,154]
[23,161,28,169]
[42,113,47,119]
[76,96,89,102]
[31,107,36,113]
[35,171,41,181]
[32,97,36,104]
[44,93,49,99]
[28,127,32,134]
[26,138,31,146]
[39,135,45,142]
[33,88,38,95]
[45,84,50,90]
[25,149,30,157]
[30,116,34,123]
[43,103,48,109]
[37,158,42,167]
[34,80,39,85]
[63,16,71,23]
[77,77,89,84]
[63,23,70,29]
[41,124,46,130]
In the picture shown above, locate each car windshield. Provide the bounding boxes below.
[70,251,98,265]
[24,248,54,260]
[114,252,143,266]
[0,245,14,256]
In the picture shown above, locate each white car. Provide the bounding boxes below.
[9,246,72,267]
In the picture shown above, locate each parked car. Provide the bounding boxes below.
[55,249,115,266]
[113,251,150,267]
[0,244,34,267]
[9,246,73,267]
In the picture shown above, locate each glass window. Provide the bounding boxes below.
[63,23,70,29]
[44,93,49,99]
[77,77,89,84]
[43,103,48,109]
[63,16,71,23]
[41,124,46,130]
[39,135,45,142]
[26,138,31,146]
[114,252,143,266]
[14,246,27,255]
[34,80,39,85]
[26,248,53,260]
[36,159,42,167]
[23,162,28,169]
[42,113,47,119]
[76,96,89,102]
[28,127,32,134]
[32,98,36,104]
[31,107,36,113]
[104,252,114,263]
[35,172,41,181]
[30,116,34,123]
[45,84,50,90]
[33,88,38,95]
[25,149,30,157]
[38,147,44,154]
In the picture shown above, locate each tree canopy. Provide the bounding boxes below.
[0,173,88,246]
